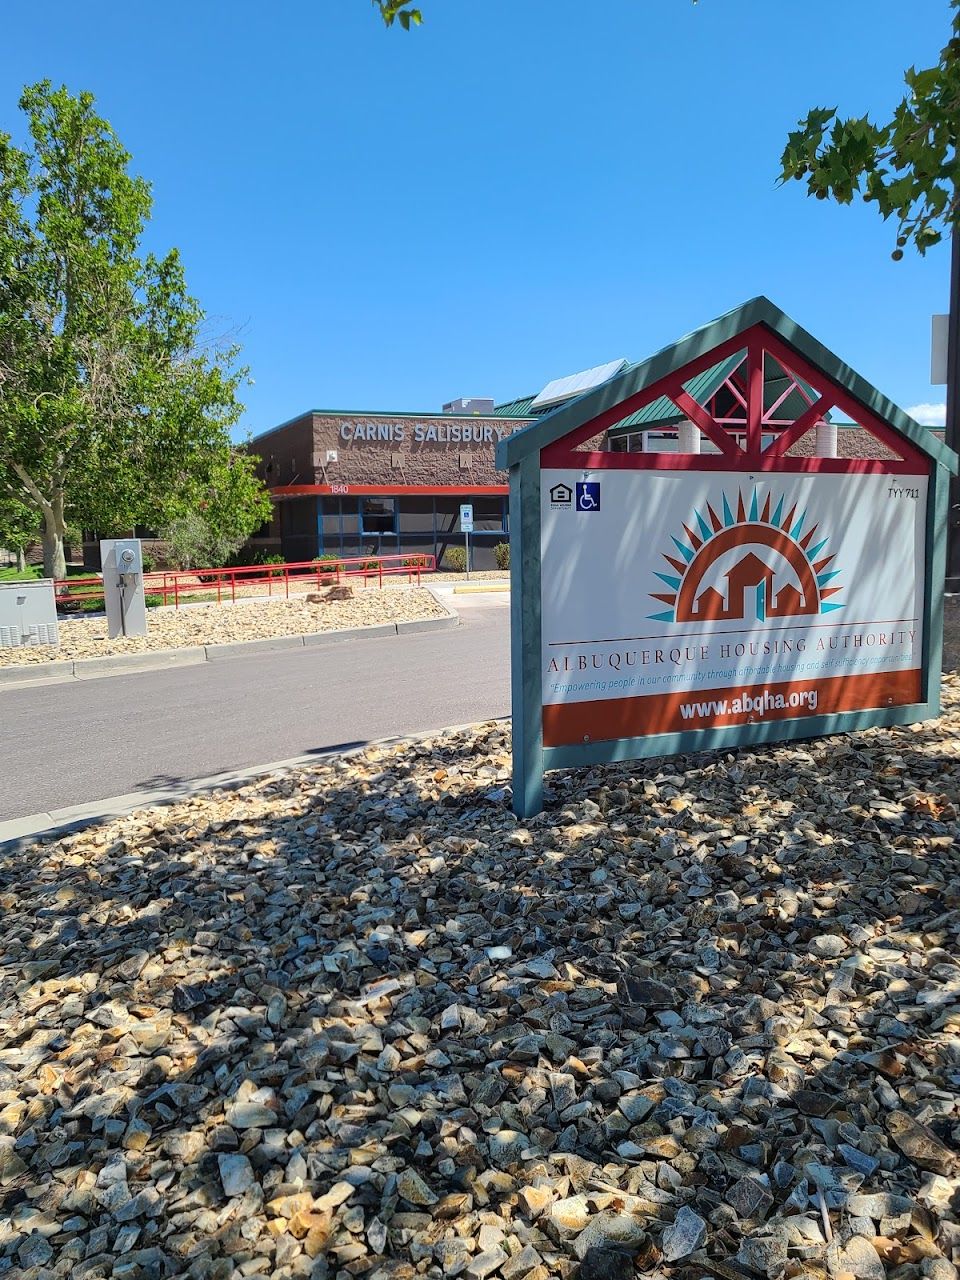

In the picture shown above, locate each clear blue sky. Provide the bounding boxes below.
[1,0,953,437]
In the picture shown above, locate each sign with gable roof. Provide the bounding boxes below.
[496,297,958,817]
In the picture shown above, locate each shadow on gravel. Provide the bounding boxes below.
[129,743,373,794]
[2,700,959,1272]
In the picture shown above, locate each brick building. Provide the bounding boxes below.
[247,399,534,569]
[248,356,940,569]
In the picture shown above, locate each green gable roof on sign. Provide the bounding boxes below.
[495,296,958,474]
[494,352,823,434]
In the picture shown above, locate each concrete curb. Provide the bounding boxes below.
[397,613,459,635]
[204,634,307,660]
[302,622,398,644]
[0,591,459,689]
[0,661,77,684]
[0,713,508,854]
[73,648,205,679]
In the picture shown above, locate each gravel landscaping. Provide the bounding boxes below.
[0,588,448,667]
[3,677,960,1278]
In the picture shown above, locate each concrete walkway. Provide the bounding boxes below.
[0,598,510,828]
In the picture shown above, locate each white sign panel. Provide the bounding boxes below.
[460,503,474,532]
[540,469,927,748]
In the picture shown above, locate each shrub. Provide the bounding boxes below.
[494,541,510,571]
[162,512,246,572]
[313,554,342,577]
[229,546,285,570]
[261,553,285,578]
[445,546,467,573]
[140,551,156,575]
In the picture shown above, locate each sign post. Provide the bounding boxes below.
[497,297,957,818]
[460,503,474,578]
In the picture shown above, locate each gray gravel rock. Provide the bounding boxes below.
[661,1206,707,1261]
[579,1247,636,1280]
[5,690,960,1276]
[217,1152,255,1196]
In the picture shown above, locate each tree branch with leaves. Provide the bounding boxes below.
[780,0,960,257]
[373,0,422,30]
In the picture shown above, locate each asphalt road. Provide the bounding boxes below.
[0,596,510,824]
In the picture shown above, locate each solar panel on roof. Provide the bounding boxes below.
[530,358,628,411]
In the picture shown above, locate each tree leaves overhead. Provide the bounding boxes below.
[374,0,422,30]
[780,0,960,257]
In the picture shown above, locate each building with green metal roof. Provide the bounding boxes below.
[244,320,942,567]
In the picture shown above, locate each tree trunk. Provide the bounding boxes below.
[10,465,66,579]
[41,492,67,579]
[16,547,25,574]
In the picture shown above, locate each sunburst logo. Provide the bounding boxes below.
[649,488,843,624]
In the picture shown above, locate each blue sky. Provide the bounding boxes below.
[1,0,953,437]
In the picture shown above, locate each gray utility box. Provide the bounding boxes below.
[0,579,60,649]
[101,538,148,639]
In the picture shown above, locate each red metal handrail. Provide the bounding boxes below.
[54,552,436,613]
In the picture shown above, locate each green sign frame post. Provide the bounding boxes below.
[496,297,958,819]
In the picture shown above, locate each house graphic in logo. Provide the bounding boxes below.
[549,482,573,509]
[649,488,843,624]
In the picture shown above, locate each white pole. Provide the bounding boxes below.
[678,420,701,453]
[815,421,838,458]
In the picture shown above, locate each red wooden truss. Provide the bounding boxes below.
[540,324,927,476]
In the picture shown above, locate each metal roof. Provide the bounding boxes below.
[496,296,958,473]
[493,352,824,437]
[493,395,538,419]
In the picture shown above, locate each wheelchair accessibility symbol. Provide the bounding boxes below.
[575,481,600,512]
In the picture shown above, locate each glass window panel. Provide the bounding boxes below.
[434,499,459,533]
[398,497,435,533]
[361,497,397,534]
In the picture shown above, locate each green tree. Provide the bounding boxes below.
[779,0,960,256]
[0,82,271,578]
[163,450,272,570]
[0,491,40,573]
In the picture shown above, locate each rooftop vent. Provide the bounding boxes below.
[443,397,495,416]
[530,358,628,411]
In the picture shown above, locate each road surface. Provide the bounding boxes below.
[0,595,510,824]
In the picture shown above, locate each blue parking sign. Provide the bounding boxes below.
[576,481,600,512]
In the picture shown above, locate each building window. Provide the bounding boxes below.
[470,496,507,533]
[397,497,435,534]
[360,497,397,535]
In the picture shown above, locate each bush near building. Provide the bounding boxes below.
[494,541,510,571]
[445,546,467,572]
